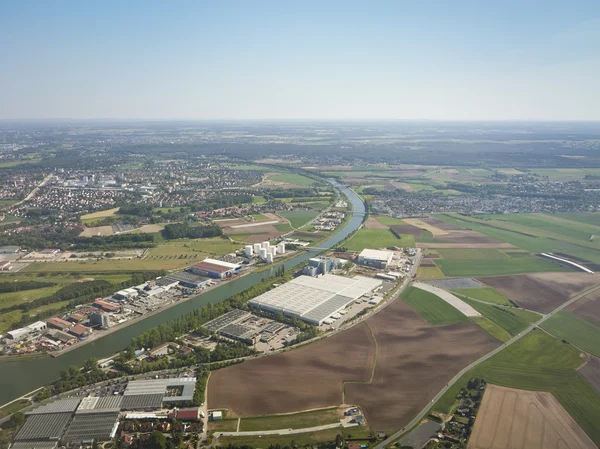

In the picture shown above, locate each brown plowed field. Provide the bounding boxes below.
[344,301,497,431]
[207,322,375,416]
[477,273,600,313]
[468,385,596,449]
[224,224,284,243]
[208,300,498,431]
[566,289,600,326]
[436,230,505,244]
[417,242,516,249]
[420,259,437,267]
[365,217,389,229]
[579,357,600,394]
[421,217,464,231]
[389,224,423,239]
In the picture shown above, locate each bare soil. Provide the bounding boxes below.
[436,230,506,244]
[224,224,284,242]
[477,273,600,313]
[207,323,375,416]
[79,225,114,237]
[579,357,600,395]
[345,301,497,431]
[365,218,389,230]
[389,224,423,239]
[417,242,516,249]
[136,224,163,233]
[566,289,600,326]
[468,384,596,449]
[421,217,464,231]
[420,259,437,267]
[208,299,498,431]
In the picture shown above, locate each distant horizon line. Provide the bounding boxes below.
[1,118,600,123]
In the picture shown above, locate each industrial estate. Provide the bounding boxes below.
[1,121,600,449]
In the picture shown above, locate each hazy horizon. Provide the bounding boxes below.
[2,0,599,121]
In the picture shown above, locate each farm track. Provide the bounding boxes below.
[376,281,600,449]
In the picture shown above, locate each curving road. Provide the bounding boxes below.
[375,281,600,449]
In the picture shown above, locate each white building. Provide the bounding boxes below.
[276,242,286,254]
[357,249,394,268]
[244,245,253,257]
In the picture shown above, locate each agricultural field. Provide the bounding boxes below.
[459,297,532,336]
[434,331,600,446]
[435,213,600,264]
[279,210,320,228]
[566,289,600,326]
[262,172,315,187]
[435,248,508,260]
[209,299,498,432]
[400,286,468,325]
[468,384,596,449]
[452,287,511,305]
[239,407,343,431]
[471,317,511,343]
[579,358,600,394]
[416,266,445,279]
[435,256,566,277]
[373,216,405,226]
[541,312,600,358]
[344,228,415,251]
[80,207,120,223]
[478,273,600,314]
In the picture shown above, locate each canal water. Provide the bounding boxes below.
[0,182,365,405]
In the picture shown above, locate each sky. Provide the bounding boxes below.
[1,0,599,121]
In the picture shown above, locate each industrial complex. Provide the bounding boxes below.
[248,274,382,325]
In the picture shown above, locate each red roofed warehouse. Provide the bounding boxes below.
[47,317,72,330]
[189,258,241,279]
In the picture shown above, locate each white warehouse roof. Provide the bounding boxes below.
[202,258,241,269]
[248,274,382,325]
[358,249,394,262]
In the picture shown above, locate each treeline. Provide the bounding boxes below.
[71,233,156,250]
[192,366,209,406]
[35,358,117,402]
[0,280,55,293]
[161,223,222,240]
[266,188,320,198]
[117,204,154,217]
[284,326,319,347]
[203,194,254,210]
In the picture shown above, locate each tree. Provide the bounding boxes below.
[9,412,25,429]
[148,431,167,449]
[335,434,343,448]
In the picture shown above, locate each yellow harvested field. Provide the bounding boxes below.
[468,385,596,449]
[404,218,449,236]
[80,207,120,220]
[136,224,164,233]
[79,225,114,237]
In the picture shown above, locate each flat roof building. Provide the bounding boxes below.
[0,246,20,253]
[357,249,394,268]
[189,258,241,279]
[248,274,382,325]
[46,317,72,331]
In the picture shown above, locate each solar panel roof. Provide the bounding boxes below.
[62,412,119,444]
[14,413,72,441]
[26,399,80,415]
[121,394,163,410]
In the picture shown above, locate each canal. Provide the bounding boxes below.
[0,182,365,405]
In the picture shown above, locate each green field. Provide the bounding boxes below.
[279,210,320,228]
[471,317,511,342]
[274,223,294,233]
[374,216,405,226]
[400,286,468,325]
[433,331,600,445]
[436,248,509,260]
[207,418,238,432]
[416,266,445,279]
[0,399,30,419]
[459,297,531,336]
[434,256,567,277]
[267,172,315,186]
[0,214,21,224]
[344,228,415,251]
[452,287,511,305]
[435,213,600,264]
[541,312,600,358]
[252,196,266,204]
[23,258,188,272]
[239,408,342,431]
[216,427,372,448]
[555,212,600,227]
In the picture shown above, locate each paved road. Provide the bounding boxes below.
[375,281,600,449]
[215,421,357,438]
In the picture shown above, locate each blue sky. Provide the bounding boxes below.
[1,0,599,120]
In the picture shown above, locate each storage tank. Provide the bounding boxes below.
[244,245,253,257]
[253,243,261,253]
[277,242,285,254]
[261,241,269,249]
[269,246,277,256]
[259,248,268,260]
[266,253,273,264]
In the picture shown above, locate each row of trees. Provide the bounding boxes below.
[0,280,55,293]
[161,223,223,240]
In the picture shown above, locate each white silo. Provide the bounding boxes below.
[266,253,274,264]
[261,241,269,249]
[253,243,261,253]
[259,248,268,260]
[244,245,253,257]
[277,242,285,254]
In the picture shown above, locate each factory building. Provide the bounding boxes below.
[46,317,72,331]
[160,271,211,289]
[189,258,241,278]
[0,245,20,253]
[5,321,47,341]
[357,249,394,268]
[89,311,111,329]
[249,274,382,325]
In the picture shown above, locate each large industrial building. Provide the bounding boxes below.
[123,377,196,408]
[357,249,394,268]
[248,274,382,325]
[159,271,212,288]
[189,258,241,278]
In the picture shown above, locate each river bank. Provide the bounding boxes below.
[0,181,365,406]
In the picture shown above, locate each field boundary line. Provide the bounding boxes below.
[341,322,379,404]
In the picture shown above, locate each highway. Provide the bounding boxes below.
[375,281,600,449]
